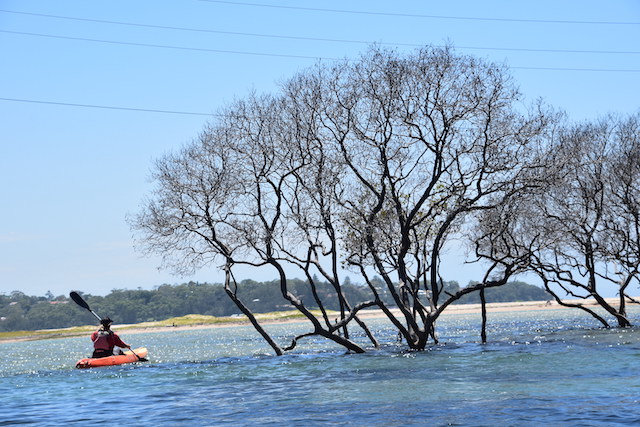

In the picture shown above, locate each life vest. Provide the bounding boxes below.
[93,330,113,350]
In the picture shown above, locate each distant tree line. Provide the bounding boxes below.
[0,279,548,332]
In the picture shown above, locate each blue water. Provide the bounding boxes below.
[1,307,640,426]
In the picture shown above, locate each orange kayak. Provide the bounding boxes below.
[75,347,148,369]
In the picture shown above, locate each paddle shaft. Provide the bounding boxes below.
[69,291,147,361]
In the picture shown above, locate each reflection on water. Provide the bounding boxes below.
[1,307,639,425]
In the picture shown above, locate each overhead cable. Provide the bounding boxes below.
[0,97,213,116]
[3,30,639,72]
[1,9,637,55]
[0,30,329,60]
[199,0,640,25]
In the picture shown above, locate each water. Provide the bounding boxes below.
[1,307,640,426]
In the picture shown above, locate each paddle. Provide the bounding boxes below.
[70,291,148,362]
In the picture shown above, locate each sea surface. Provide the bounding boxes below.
[1,306,639,426]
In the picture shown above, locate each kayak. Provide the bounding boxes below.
[75,347,148,369]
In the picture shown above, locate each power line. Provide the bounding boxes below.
[1,9,638,55]
[0,9,376,48]
[3,29,639,73]
[199,0,640,25]
[1,9,268,37]
[511,66,640,73]
[0,30,333,60]
[0,97,214,116]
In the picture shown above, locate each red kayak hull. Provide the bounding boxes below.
[75,347,148,369]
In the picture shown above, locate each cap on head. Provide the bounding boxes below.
[100,317,113,327]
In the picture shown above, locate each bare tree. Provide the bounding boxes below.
[602,112,640,317]
[474,113,640,328]
[537,117,640,327]
[471,195,547,341]
[133,90,373,354]
[131,45,556,352]
[277,73,381,346]
[217,93,372,353]
[128,123,286,354]
[280,46,555,348]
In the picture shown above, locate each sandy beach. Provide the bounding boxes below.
[0,297,627,343]
[118,299,580,336]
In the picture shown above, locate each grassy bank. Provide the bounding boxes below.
[3,299,627,343]
[0,310,315,343]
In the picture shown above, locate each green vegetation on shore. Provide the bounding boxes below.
[0,311,322,342]
[1,279,548,334]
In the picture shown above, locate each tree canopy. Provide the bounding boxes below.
[130,45,639,354]
[473,112,640,327]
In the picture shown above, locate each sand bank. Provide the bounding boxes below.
[0,297,627,343]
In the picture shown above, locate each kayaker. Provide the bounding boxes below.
[91,317,131,358]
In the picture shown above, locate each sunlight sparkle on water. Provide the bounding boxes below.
[1,307,639,425]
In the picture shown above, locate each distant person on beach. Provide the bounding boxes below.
[91,317,130,358]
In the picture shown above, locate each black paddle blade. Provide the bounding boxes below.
[69,291,91,311]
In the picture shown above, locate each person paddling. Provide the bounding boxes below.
[91,317,130,358]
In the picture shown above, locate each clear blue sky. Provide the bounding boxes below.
[1,1,639,297]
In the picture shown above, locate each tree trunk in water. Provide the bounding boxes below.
[480,287,487,344]
[593,293,631,327]
[224,270,284,356]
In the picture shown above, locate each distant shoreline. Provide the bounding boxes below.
[0,297,629,344]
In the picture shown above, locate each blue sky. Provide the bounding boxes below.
[1,1,639,297]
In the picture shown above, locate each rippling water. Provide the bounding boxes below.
[1,307,639,426]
